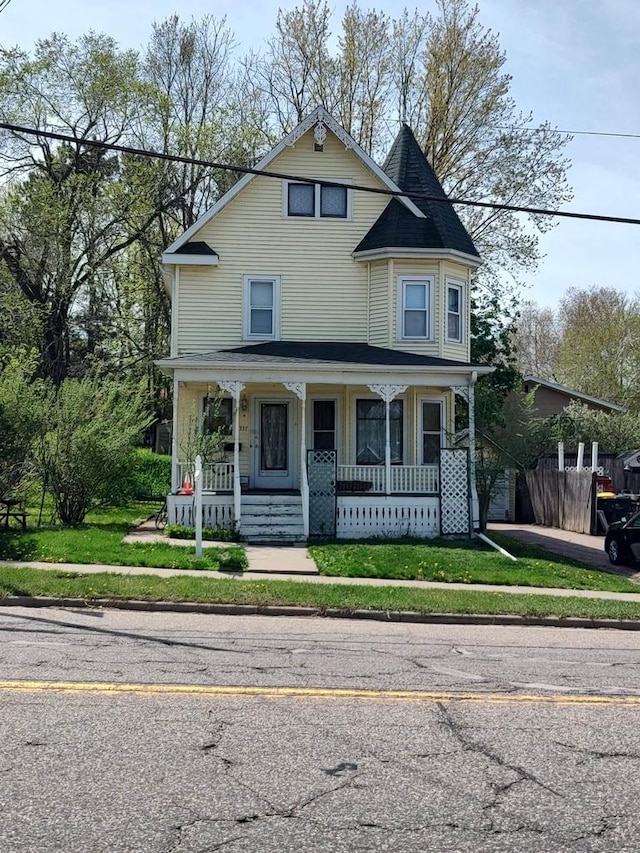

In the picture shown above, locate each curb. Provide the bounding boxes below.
[2,595,640,631]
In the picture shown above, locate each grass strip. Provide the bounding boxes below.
[309,534,637,593]
[1,566,640,621]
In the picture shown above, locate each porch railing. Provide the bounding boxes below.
[177,462,234,492]
[337,464,439,494]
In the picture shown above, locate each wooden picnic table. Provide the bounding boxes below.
[0,497,28,531]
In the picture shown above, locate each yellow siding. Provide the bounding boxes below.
[368,260,390,346]
[441,261,472,362]
[176,128,389,354]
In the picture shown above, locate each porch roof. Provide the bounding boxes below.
[156,341,492,373]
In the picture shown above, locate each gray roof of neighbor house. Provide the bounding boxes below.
[522,375,626,413]
[355,124,479,258]
[157,341,491,370]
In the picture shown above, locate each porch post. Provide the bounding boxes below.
[284,381,308,538]
[368,384,408,495]
[171,377,180,492]
[218,380,245,531]
[468,371,479,529]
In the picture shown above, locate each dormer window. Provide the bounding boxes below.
[285,181,349,219]
[398,276,434,340]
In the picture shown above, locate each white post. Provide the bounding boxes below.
[194,454,203,559]
[171,379,180,492]
[283,381,308,538]
[591,441,598,473]
[558,441,565,471]
[384,397,391,496]
[233,394,241,525]
[218,380,245,534]
[367,384,407,497]
[577,442,585,471]
[468,372,479,530]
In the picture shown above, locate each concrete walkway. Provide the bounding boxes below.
[122,519,319,576]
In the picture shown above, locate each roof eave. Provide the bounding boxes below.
[161,253,219,266]
[523,375,626,413]
[352,247,483,268]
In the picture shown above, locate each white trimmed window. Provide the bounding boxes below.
[243,275,280,340]
[399,277,433,340]
[446,281,464,343]
[285,181,349,219]
[420,400,444,464]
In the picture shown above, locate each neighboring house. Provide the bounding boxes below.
[522,376,626,417]
[156,107,492,542]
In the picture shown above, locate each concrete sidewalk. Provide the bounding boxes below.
[2,557,640,602]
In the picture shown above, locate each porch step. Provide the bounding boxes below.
[240,494,305,543]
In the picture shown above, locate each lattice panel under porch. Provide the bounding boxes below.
[440,448,470,535]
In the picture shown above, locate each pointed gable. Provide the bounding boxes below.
[355,124,479,258]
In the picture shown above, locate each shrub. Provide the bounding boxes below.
[129,449,171,500]
[34,378,152,525]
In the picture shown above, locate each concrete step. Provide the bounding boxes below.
[241,504,303,517]
[241,494,302,507]
[241,522,305,535]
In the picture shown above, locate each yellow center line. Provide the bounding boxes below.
[0,680,638,706]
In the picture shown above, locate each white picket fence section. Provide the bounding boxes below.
[336,496,440,538]
[337,465,439,494]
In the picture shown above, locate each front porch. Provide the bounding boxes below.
[159,341,487,542]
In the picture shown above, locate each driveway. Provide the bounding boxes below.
[489,522,640,582]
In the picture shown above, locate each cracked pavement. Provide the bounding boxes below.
[1,607,640,851]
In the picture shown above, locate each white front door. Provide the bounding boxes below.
[252,399,295,489]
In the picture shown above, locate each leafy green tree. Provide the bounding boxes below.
[555,286,640,410]
[0,357,45,496]
[34,377,151,525]
[557,402,640,455]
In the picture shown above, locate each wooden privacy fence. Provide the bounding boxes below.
[525,469,594,534]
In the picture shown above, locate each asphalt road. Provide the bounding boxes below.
[1,608,640,852]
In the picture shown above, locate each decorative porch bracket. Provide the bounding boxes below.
[368,384,408,496]
[452,377,479,531]
[283,382,309,538]
[218,380,245,531]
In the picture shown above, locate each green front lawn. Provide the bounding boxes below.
[0,503,246,572]
[309,535,639,593]
[1,566,640,622]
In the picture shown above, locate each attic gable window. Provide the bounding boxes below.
[399,276,434,340]
[285,181,349,219]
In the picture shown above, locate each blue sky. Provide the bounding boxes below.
[2,0,638,310]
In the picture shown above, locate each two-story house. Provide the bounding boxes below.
[157,107,492,541]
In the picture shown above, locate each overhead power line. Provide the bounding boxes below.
[1,120,639,227]
[495,124,640,140]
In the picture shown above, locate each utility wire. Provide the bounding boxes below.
[495,125,640,140]
[1,120,640,226]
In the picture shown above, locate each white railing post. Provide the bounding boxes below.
[171,379,180,492]
[577,441,585,471]
[218,381,245,532]
[591,441,598,473]
[558,441,565,471]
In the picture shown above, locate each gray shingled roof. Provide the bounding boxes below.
[159,341,484,369]
[355,125,479,258]
[175,241,218,256]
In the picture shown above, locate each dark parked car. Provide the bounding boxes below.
[604,511,640,564]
